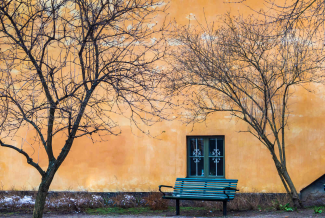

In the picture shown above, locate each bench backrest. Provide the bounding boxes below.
[173,178,238,200]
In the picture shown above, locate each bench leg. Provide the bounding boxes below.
[223,201,227,216]
[176,199,180,215]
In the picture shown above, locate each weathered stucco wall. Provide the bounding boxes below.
[0,0,324,193]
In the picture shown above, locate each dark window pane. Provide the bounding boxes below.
[197,138,204,153]
[190,157,204,176]
[209,157,224,176]
[217,157,224,176]
[190,157,196,176]
[189,139,196,156]
[198,157,204,176]
[190,138,204,157]
[209,139,216,156]
[217,139,224,156]
[209,157,216,176]
[209,138,221,157]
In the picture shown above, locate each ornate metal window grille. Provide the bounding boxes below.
[187,136,225,178]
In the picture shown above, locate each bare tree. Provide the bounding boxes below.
[168,14,324,207]
[0,0,169,217]
[243,0,325,34]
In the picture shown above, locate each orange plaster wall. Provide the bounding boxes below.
[0,0,324,193]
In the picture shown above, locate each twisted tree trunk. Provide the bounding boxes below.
[272,155,303,208]
[33,164,57,218]
[280,166,302,208]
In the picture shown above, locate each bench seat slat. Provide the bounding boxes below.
[163,196,231,200]
[175,180,238,183]
[172,194,235,199]
[174,183,237,187]
[173,192,235,196]
[174,190,236,193]
[175,183,237,187]
[175,182,237,185]
[174,186,237,189]
[174,184,237,189]
[173,190,235,193]
[174,189,236,193]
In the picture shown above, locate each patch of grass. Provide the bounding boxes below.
[86,206,206,215]
[181,207,205,211]
[0,212,16,217]
[314,206,323,214]
[263,206,276,211]
[279,203,294,212]
[86,207,153,215]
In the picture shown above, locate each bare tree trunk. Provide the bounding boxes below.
[33,165,57,218]
[274,162,302,208]
[271,153,302,208]
[281,169,303,208]
[33,183,50,218]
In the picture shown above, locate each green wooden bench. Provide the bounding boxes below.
[159,178,239,216]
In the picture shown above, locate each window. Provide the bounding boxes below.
[187,136,225,178]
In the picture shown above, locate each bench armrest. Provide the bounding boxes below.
[159,185,174,197]
[223,187,239,199]
[224,187,239,191]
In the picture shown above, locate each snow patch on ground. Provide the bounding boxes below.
[46,195,103,208]
[0,194,103,208]
[0,195,35,206]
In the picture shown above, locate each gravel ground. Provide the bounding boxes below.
[2,209,325,218]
